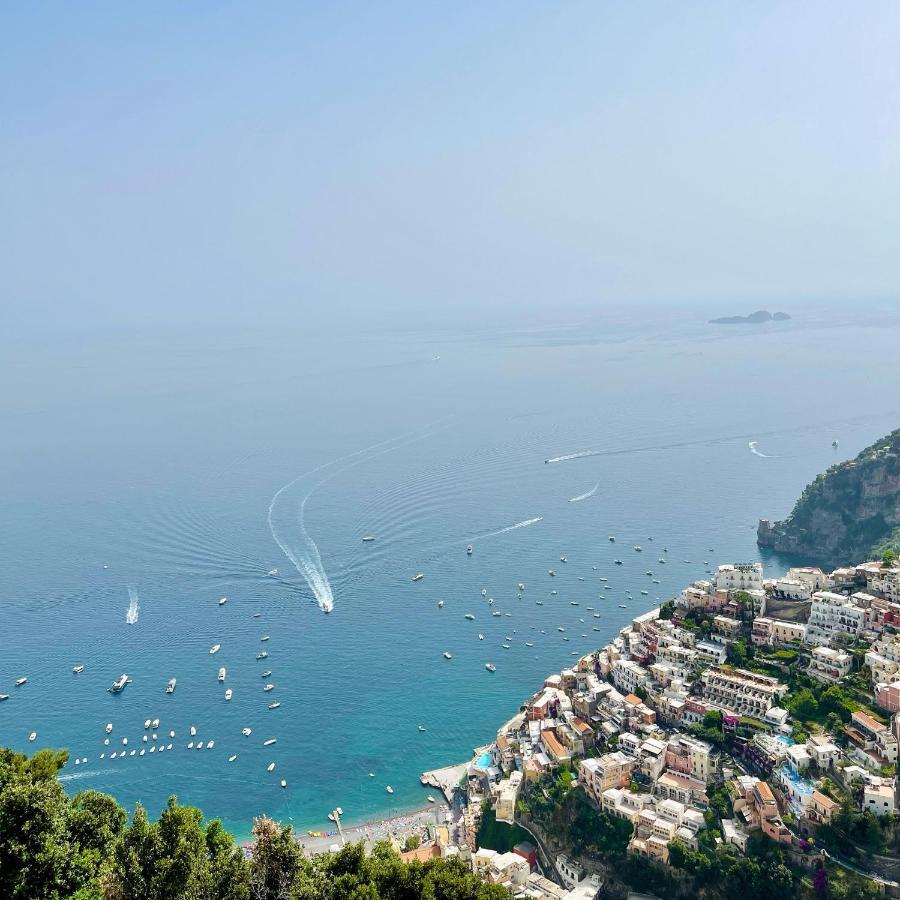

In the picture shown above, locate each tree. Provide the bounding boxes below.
[883,549,897,567]
[249,816,304,900]
[788,687,818,721]
[403,835,421,852]
[659,600,675,620]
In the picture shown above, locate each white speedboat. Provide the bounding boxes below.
[386,785,394,794]
[144,719,151,729]
[207,740,214,749]
[634,546,642,552]
[466,545,473,555]
[228,754,237,762]
[260,635,270,642]
[362,535,376,542]
[267,762,276,772]
[152,718,159,728]
[417,725,426,732]
[218,597,227,606]
[517,582,525,590]
[29,731,37,742]
[242,728,252,736]
[485,663,496,672]
[197,741,204,749]
[608,535,615,542]
[106,723,114,733]
[0,694,8,702]
[73,665,84,674]
[256,651,268,660]
[443,651,452,660]
[109,674,129,693]
[619,603,628,608]
[478,633,484,640]
[263,684,274,692]
[412,573,424,582]
[268,702,281,709]
[263,738,277,746]
[190,725,197,736]
[280,779,287,788]
[427,795,436,803]
[166,678,176,694]
[261,670,272,678]
[224,689,233,701]
[464,613,475,620]
[267,567,279,575]
[481,588,487,596]
[15,677,28,687]
[560,556,567,563]
[548,570,555,576]
[437,600,444,608]
[218,667,226,682]
[209,644,221,654]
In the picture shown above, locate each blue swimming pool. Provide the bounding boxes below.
[477,752,493,768]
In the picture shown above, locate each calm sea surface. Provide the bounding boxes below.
[2,308,899,837]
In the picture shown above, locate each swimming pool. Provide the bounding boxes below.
[477,752,493,768]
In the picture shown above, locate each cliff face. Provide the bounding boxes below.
[758,428,900,568]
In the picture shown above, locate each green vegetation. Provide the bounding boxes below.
[816,800,893,858]
[475,804,532,854]
[0,746,509,900]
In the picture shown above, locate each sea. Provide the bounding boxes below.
[2,303,899,839]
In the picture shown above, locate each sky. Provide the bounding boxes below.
[2,2,899,336]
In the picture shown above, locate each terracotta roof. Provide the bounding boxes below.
[853,710,885,732]
[572,717,592,734]
[624,694,642,705]
[399,844,441,863]
[812,790,838,810]
[541,729,569,758]
[754,781,776,804]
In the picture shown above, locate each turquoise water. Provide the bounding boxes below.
[2,308,900,838]
[477,753,494,768]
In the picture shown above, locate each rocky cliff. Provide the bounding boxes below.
[758,428,900,567]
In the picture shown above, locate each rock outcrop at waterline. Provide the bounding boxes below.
[758,428,900,568]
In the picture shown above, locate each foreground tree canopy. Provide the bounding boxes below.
[0,746,510,900]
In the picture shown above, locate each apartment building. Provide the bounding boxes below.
[578,752,634,804]
[715,563,764,593]
[664,734,714,782]
[805,591,864,645]
[807,646,852,683]
[700,666,787,718]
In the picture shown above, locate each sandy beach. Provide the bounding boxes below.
[294,803,450,855]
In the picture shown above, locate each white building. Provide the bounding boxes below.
[494,771,522,824]
[863,783,896,816]
[805,591,865,646]
[700,666,787,718]
[807,646,852,683]
[715,563,764,593]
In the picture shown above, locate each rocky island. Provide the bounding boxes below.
[758,428,900,568]
[709,310,791,324]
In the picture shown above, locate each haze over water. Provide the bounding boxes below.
[3,305,900,836]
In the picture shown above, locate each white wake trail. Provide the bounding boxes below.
[268,425,447,614]
[748,441,777,459]
[477,516,543,539]
[569,482,600,503]
[545,450,597,464]
[125,586,140,624]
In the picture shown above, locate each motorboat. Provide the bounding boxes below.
[386,785,394,794]
[73,665,84,674]
[517,582,525,590]
[466,545,473,555]
[260,635,270,642]
[362,535,376,542]
[106,723,114,733]
[190,725,197,736]
[197,741,204,749]
[256,651,268,660]
[209,644,221,654]
[109,674,129,693]
[481,588,487,596]
[437,600,444,608]
[502,643,510,650]
[224,689,233,700]
[207,740,214,749]
[608,535,615,542]
[29,731,36,742]
[485,663,496,672]
[15,677,27,687]
[634,546,642,552]
[464,613,475,620]
[218,597,227,606]
[268,702,281,709]
[280,779,287,788]
[242,727,252,736]
[166,678,176,694]
[478,633,484,640]
[614,559,623,565]
[267,568,279,575]
[443,651,452,660]
[427,795,436,803]
[619,604,628,608]
[229,754,237,762]
[152,718,159,728]
[218,667,226,682]
[548,570,555,576]
[264,684,275,692]
[0,694,8,702]
[261,670,272,677]
[417,725,426,732]
[412,573,424,582]
[267,762,276,772]
[264,738,277,746]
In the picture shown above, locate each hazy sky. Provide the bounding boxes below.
[3,2,899,333]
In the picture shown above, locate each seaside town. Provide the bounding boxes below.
[390,554,900,898]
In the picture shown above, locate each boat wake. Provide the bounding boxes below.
[545,451,596,464]
[478,516,543,539]
[569,482,600,503]
[748,441,777,459]
[125,586,140,625]
[269,426,446,614]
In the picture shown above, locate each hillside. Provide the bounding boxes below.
[757,428,900,568]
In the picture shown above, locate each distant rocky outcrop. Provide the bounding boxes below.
[758,429,900,568]
[709,310,791,325]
